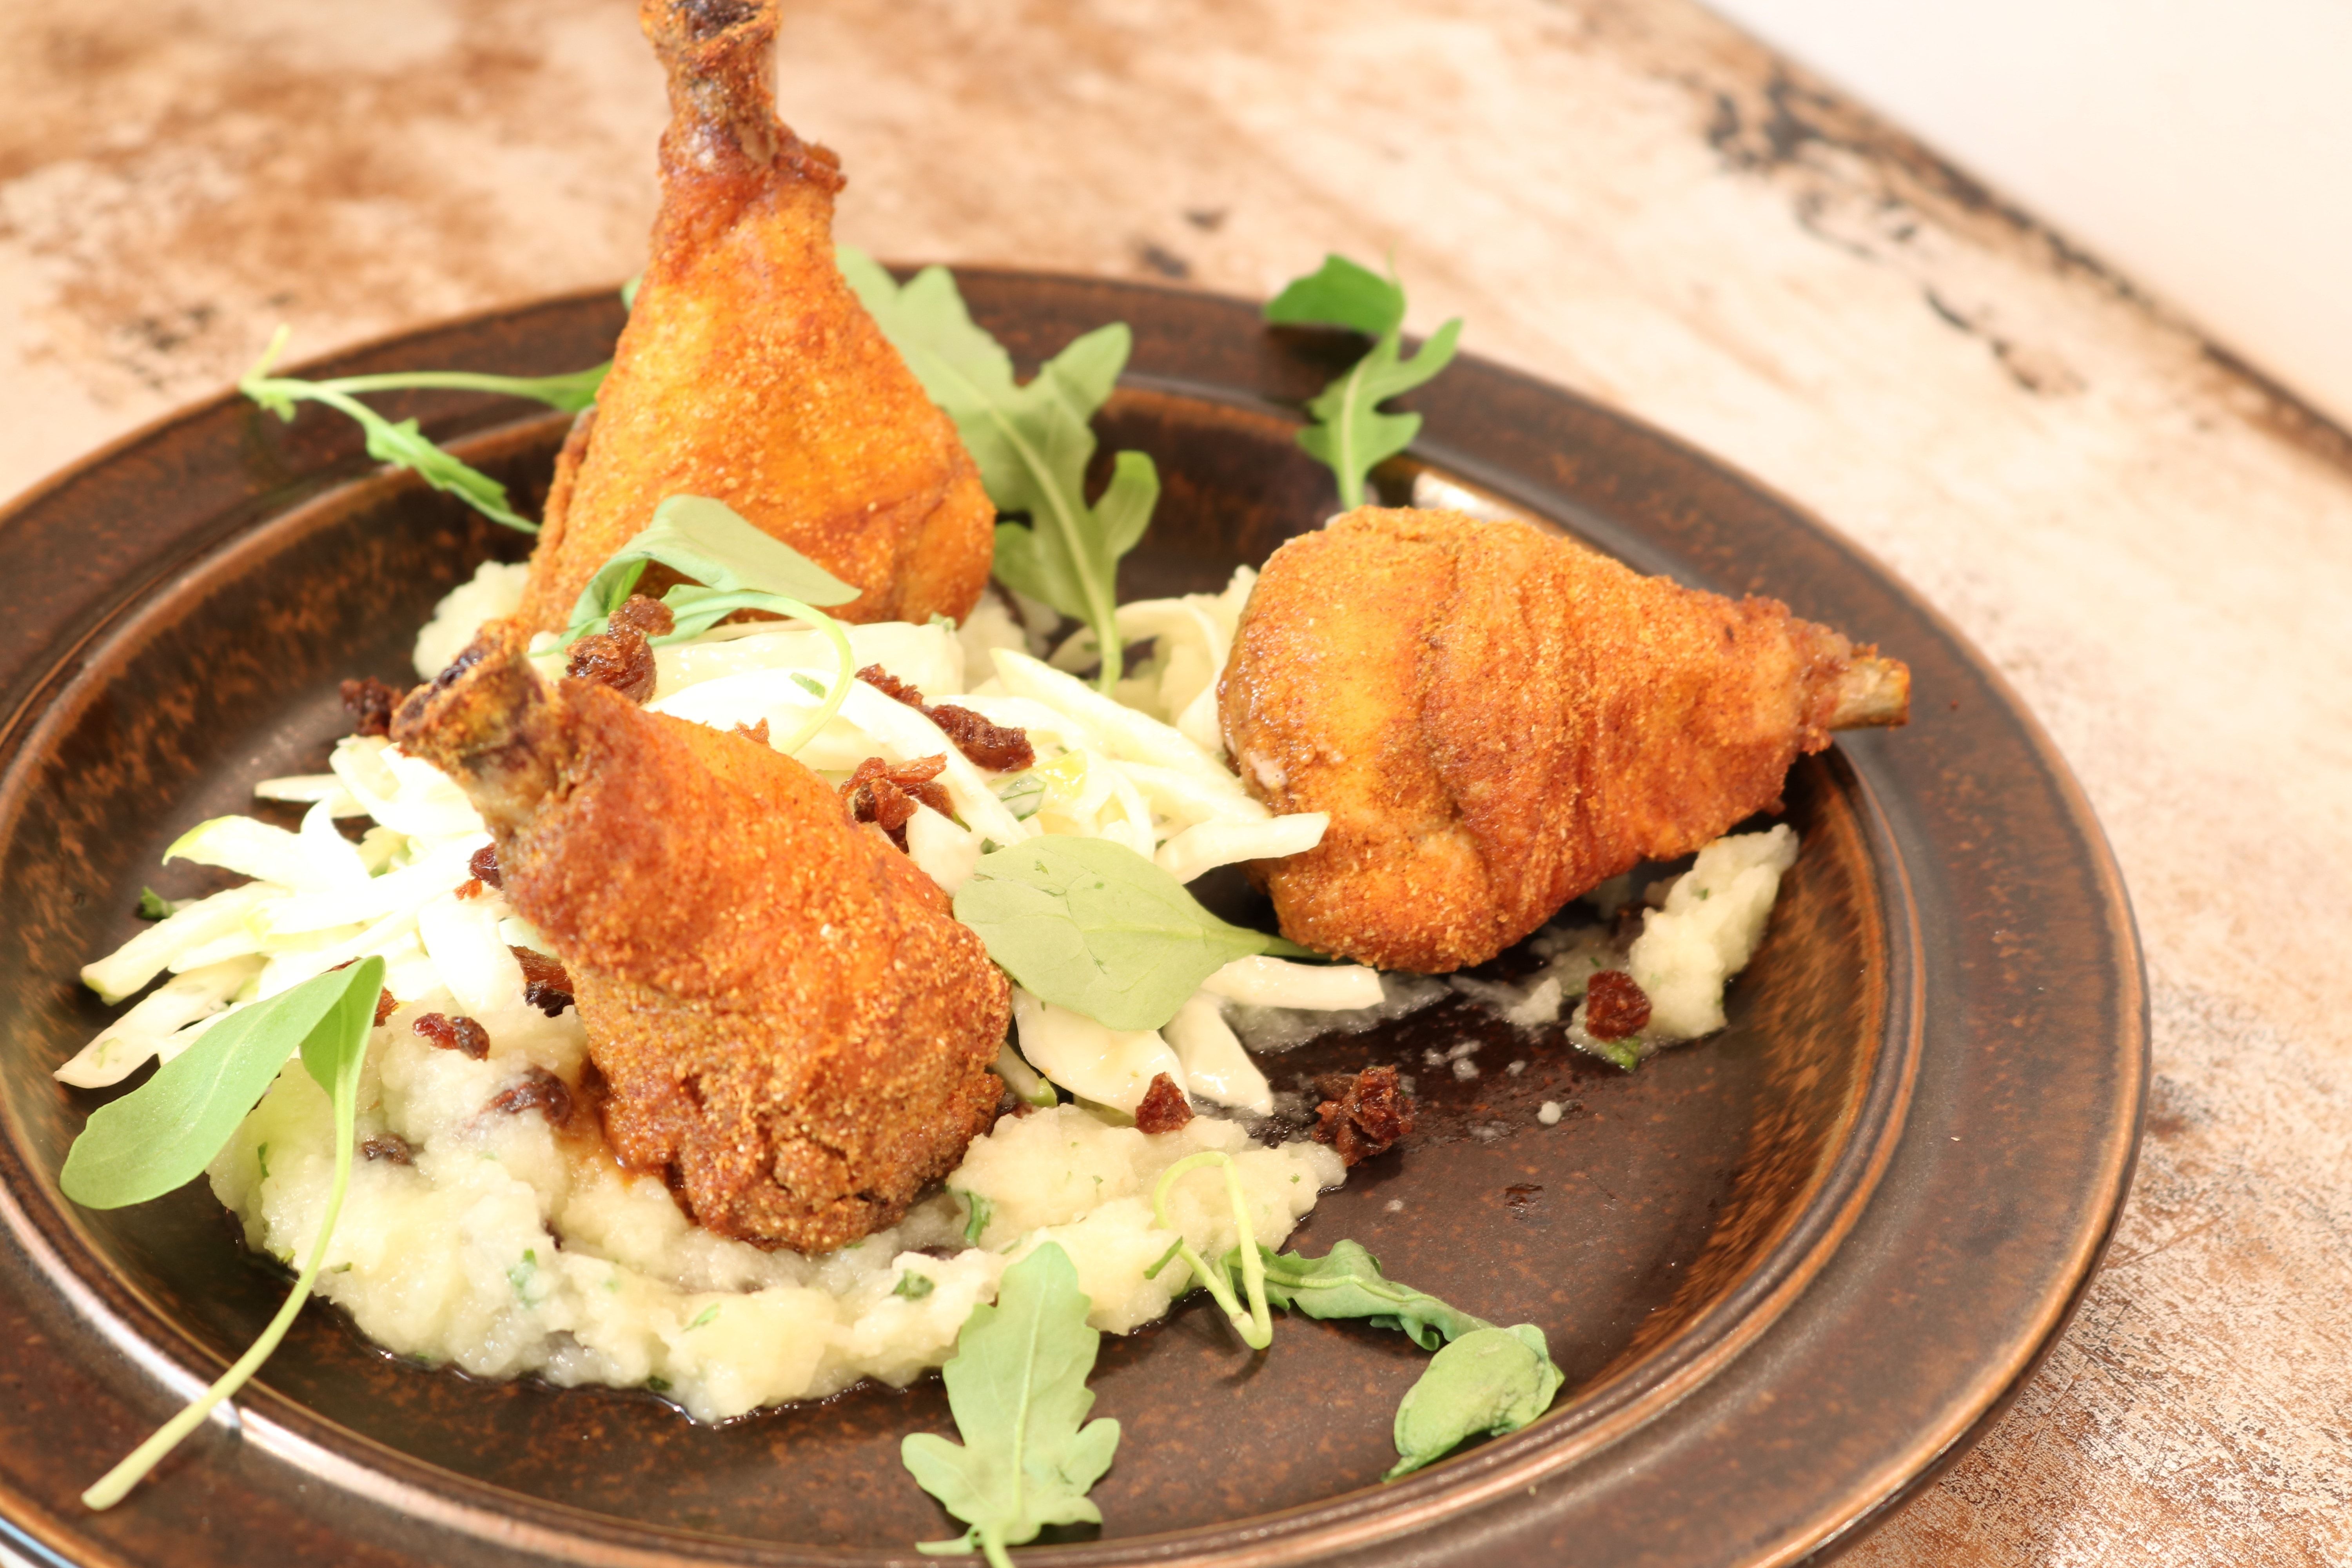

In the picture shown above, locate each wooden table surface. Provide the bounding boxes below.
[2,2,2345,1563]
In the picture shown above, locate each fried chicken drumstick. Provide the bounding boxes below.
[392,626,1007,1252]
[513,0,993,634]
[1218,507,1909,973]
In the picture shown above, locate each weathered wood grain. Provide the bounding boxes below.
[0,1,2345,1561]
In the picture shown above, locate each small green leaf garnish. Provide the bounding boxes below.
[952,837,1309,1032]
[1386,1324,1564,1477]
[1216,1240,1563,1474]
[61,963,372,1210]
[895,1271,936,1302]
[79,956,384,1510]
[1239,1238,1490,1350]
[564,496,860,754]
[1265,254,1462,509]
[564,493,858,635]
[135,887,174,921]
[840,248,1160,693]
[645,1375,672,1394]
[687,1304,720,1330]
[900,1242,1120,1568]
[238,327,610,535]
[958,1190,995,1247]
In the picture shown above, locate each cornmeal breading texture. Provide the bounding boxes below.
[1216,506,1908,973]
[393,624,1007,1252]
[514,0,993,632]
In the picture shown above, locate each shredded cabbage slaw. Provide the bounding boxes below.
[61,565,1379,1116]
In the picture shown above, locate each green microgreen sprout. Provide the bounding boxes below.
[1148,1151,1270,1349]
[77,956,385,1510]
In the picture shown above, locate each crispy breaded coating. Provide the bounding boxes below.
[1217,507,1909,973]
[513,0,993,633]
[392,623,1007,1253]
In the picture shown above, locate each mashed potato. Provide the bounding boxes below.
[134,565,1795,1427]
[208,993,1338,1423]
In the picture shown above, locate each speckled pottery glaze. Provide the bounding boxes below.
[0,275,2143,1568]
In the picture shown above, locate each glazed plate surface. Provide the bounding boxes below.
[0,275,2144,1567]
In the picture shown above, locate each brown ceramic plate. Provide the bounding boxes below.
[0,274,2143,1568]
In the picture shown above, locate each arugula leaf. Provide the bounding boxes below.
[239,327,612,535]
[1215,1240,1562,1475]
[61,962,375,1209]
[1238,1239,1492,1351]
[901,1242,1121,1568]
[952,837,1301,1031]
[1267,253,1407,336]
[562,495,860,754]
[1386,1324,1564,1478]
[840,247,1160,693]
[79,956,384,1509]
[1266,254,1462,509]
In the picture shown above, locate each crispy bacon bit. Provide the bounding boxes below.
[339,677,403,738]
[732,718,771,747]
[373,988,399,1028]
[360,1133,414,1165]
[857,664,1035,772]
[930,704,1034,771]
[1312,1065,1415,1167]
[567,626,657,702]
[1583,970,1651,1041]
[1133,1073,1194,1134]
[414,1012,490,1060]
[840,754,953,850]
[489,1066,573,1127]
[510,946,575,1017]
[608,593,676,639]
[857,664,923,706]
[469,843,503,889]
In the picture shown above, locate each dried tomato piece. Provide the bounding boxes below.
[856,664,1034,772]
[1311,1065,1415,1167]
[1583,970,1651,1041]
[608,593,676,639]
[372,988,399,1028]
[1133,1073,1194,1134]
[414,1012,490,1060]
[339,677,403,738]
[510,946,575,1018]
[360,1133,414,1165]
[488,1066,573,1127]
[567,626,657,702]
[841,755,953,849]
[468,842,503,889]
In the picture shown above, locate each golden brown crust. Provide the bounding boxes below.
[1217,507,1910,973]
[513,0,992,634]
[393,624,1008,1253]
